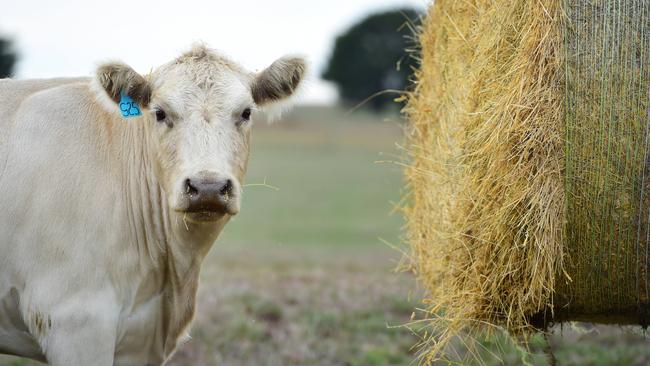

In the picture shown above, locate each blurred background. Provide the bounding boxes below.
[3,1,650,365]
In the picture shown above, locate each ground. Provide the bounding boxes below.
[3,106,650,365]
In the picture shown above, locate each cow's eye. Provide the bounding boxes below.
[155,109,166,122]
[241,108,251,121]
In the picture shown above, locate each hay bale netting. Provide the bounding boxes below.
[403,0,650,361]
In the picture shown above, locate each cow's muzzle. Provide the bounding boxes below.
[182,173,239,216]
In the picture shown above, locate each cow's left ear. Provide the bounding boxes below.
[95,62,151,108]
[251,56,307,107]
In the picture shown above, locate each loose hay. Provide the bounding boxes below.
[403,0,650,362]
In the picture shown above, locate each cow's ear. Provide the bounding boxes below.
[95,62,151,108]
[251,56,307,107]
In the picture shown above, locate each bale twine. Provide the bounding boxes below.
[558,1,650,324]
[403,0,650,361]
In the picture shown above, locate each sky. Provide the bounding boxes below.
[0,0,427,104]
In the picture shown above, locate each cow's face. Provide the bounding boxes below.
[94,46,306,223]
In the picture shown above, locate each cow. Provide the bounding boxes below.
[0,45,306,365]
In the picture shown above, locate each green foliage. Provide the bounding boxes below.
[322,8,421,111]
[0,38,17,78]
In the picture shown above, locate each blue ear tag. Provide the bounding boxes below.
[119,91,142,118]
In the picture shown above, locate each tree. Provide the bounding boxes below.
[0,37,17,78]
[323,8,421,111]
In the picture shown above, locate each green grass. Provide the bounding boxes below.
[221,106,404,250]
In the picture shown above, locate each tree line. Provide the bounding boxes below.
[0,37,16,78]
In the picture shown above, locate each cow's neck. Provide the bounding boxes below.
[113,115,224,356]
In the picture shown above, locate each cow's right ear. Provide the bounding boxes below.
[94,62,151,109]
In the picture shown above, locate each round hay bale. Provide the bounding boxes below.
[403,0,650,361]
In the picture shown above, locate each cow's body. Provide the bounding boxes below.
[0,46,305,365]
[0,77,217,365]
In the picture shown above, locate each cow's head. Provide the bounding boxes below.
[94,45,306,223]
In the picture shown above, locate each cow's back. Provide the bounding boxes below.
[0,78,89,168]
[0,77,88,119]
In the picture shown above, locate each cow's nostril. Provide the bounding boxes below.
[219,180,233,198]
[185,178,199,196]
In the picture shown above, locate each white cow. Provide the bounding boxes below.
[0,45,305,365]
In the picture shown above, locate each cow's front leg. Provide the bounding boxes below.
[34,297,118,366]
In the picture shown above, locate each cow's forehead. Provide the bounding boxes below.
[149,48,253,112]
[153,47,250,86]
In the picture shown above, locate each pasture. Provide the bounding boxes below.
[2,106,650,365]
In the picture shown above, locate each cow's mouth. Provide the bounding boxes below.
[174,200,239,224]
[182,210,224,223]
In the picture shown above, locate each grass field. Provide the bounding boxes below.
[3,106,650,365]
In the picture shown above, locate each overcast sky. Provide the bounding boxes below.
[1,0,427,104]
